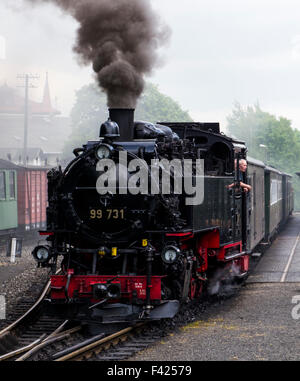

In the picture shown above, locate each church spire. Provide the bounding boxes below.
[42,72,52,111]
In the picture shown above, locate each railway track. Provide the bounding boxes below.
[0,257,166,362]
[0,276,74,360]
[0,270,246,362]
[0,317,163,361]
[53,323,161,361]
[0,272,163,362]
[0,262,252,361]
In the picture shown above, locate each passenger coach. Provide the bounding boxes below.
[0,158,48,246]
[246,157,293,251]
[0,159,18,245]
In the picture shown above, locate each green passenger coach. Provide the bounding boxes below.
[0,160,18,241]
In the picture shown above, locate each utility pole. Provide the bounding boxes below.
[259,144,268,164]
[17,74,39,165]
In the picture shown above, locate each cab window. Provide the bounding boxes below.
[0,172,6,200]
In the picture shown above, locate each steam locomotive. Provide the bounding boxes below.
[32,108,293,325]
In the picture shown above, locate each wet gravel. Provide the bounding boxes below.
[128,282,300,361]
[0,240,49,326]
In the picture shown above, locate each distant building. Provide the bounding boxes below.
[0,147,61,167]
[0,73,71,165]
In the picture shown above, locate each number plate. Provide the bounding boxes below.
[89,209,125,220]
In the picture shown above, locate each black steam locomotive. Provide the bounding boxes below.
[32,108,292,325]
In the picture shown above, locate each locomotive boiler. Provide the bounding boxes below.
[33,108,255,325]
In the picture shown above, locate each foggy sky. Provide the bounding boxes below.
[1,0,300,131]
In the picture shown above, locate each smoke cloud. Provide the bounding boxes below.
[26,0,170,108]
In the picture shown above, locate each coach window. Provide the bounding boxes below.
[9,171,16,199]
[0,172,6,200]
[278,180,282,201]
[271,179,279,205]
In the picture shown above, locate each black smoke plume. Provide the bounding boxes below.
[27,0,170,108]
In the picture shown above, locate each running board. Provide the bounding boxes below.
[225,251,248,261]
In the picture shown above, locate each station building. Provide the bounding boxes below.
[0,73,70,167]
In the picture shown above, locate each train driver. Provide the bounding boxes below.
[227,159,252,192]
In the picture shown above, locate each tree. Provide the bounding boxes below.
[134,83,193,123]
[63,82,193,158]
[63,84,108,157]
[226,102,300,209]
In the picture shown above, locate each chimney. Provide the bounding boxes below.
[109,108,134,141]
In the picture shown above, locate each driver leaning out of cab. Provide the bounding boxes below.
[227,159,252,193]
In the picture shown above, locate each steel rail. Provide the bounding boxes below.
[0,335,47,361]
[15,325,81,361]
[54,324,145,361]
[0,270,61,339]
[0,324,82,361]
[0,279,51,339]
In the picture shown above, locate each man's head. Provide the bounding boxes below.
[239,159,247,172]
[234,158,248,172]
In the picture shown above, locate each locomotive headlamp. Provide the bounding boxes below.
[161,245,180,264]
[96,144,113,160]
[107,283,121,299]
[32,245,51,263]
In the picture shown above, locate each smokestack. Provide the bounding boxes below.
[109,108,134,141]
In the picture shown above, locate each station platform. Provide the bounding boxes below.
[247,213,300,283]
